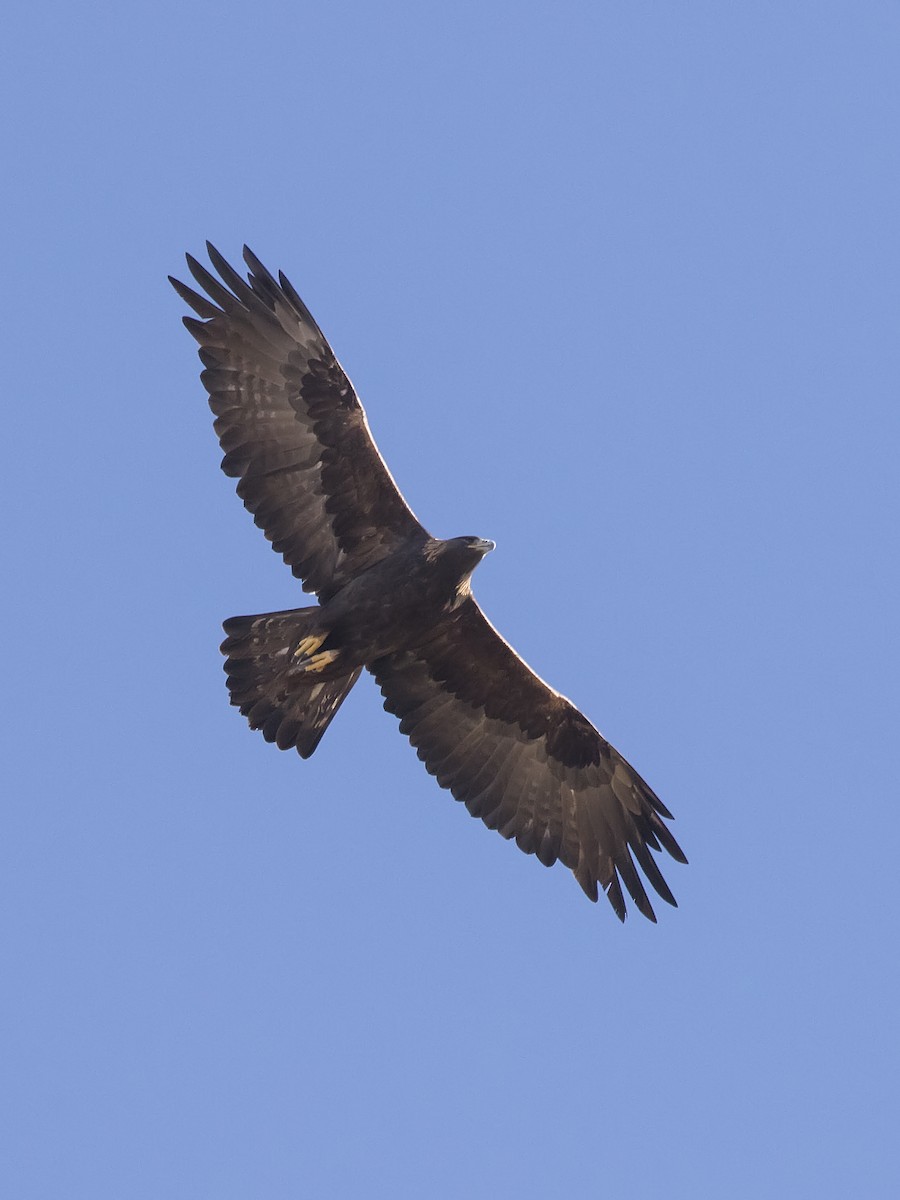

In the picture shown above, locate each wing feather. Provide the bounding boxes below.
[170,244,428,599]
[373,598,686,922]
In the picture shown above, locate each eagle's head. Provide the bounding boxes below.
[460,535,495,556]
[437,535,495,598]
[450,535,495,565]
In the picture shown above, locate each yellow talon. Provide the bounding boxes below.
[305,649,339,673]
[294,633,325,659]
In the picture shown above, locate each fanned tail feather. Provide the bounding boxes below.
[221,609,360,758]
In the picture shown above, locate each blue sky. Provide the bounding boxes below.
[3,2,899,1196]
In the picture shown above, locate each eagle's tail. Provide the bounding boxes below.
[220,609,361,758]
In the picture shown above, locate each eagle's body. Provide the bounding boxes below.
[171,245,687,922]
[309,534,492,670]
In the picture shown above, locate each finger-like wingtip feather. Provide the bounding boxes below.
[169,273,221,319]
[604,875,628,922]
[206,242,246,292]
[186,252,237,311]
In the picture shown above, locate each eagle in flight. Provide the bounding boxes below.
[171,245,687,922]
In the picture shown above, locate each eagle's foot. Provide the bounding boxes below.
[302,649,340,673]
[293,633,339,672]
[294,633,326,660]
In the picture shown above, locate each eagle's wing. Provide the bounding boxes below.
[372,598,686,921]
[170,244,428,600]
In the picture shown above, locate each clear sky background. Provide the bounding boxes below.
[3,3,899,1196]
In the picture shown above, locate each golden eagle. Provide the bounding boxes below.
[171,245,687,922]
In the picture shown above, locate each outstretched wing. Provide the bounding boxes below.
[372,599,686,922]
[170,244,428,600]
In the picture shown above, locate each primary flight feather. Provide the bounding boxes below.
[171,244,687,922]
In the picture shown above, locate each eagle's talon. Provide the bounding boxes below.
[294,634,325,659]
[303,649,339,673]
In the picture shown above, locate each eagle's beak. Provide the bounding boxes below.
[477,539,496,555]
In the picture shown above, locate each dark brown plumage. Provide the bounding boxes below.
[171,244,687,922]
